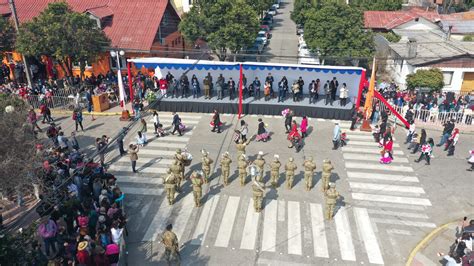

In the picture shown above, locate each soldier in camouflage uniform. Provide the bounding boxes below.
[236,138,250,158]
[325,182,340,220]
[174,148,185,189]
[190,171,204,207]
[237,154,248,186]
[321,159,334,193]
[220,151,232,186]
[254,151,266,182]
[270,154,281,188]
[201,150,213,184]
[285,157,297,189]
[303,156,317,191]
[252,176,266,212]
[162,169,177,205]
[161,224,181,265]
[170,160,182,192]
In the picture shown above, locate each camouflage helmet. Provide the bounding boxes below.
[176,148,182,154]
[289,157,294,162]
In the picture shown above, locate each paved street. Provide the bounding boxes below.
[107,110,474,266]
[261,0,299,64]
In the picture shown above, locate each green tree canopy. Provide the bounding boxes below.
[406,68,444,91]
[291,0,313,25]
[0,17,15,56]
[303,4,374,64]
[179,0,260,61]
[15,2,110,78]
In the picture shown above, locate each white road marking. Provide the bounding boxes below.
[316,118,326,122]
[354,201,426,211]
[121,186,163,196]
[108,165,167,174]
[191,195,220,245]
[367,209,429,219]
[352,193,432,206]
[142,198,172,241]
[347,172,419,183]
[261,200,278,252]
[240,199,261,250]
[117,157,175,166]
[117,176,162,184]
[151,118,200,124]
[135,149,178,156]
[354,208,384,264]
[371,218,436,228]
[345,162,413,172]
[309,203,329,258]
[215,196,241,247]
[348,140,400,148]
[386,229,412,236]
[287,201,302,255]
[349,182,425,194]
[145,142,187,149]
[343,153,409,163]
[278,200,285,222]
[342,147,404,155]
[173,193,195,242]
[334,207,356,261]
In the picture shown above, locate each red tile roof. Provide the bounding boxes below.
[0,0,171,51]
[364,7,474,30]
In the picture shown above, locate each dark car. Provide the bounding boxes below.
[261,20,273,29]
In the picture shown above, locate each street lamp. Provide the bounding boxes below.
[110,50,130,121]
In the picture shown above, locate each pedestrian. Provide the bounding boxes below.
[46,123,59,146]
[256,118,270,142]
[171,112,182,136]
[216,79,223,100]
[76,241,91,265]
[330,77,338,102]
[73,109,84,131]
[253,77,261,100]
[252,175,266,212]
[303,157,316,191]
[264,81,271,101]
[332,122,341,150]
[96,136,108,166]
[324,80,331,105]
[190,171,204,207]
[86,88,96,121]
[266,73,274,97]
[57,131,69,152]
[27,108,42,132]
[220,152,232,186]
[163,169,178,205]
[192,75,200,98]
[287,120,301,150]
[159,77,168,97]
[446,128,459,156]
[38,217,58,258]
[324,183,340,220]
[129,144,139,173]
[201,150,213,183]
[405,120,416,144]
[291,81,300,102]
[228,78,236,100]
[467,150,474,171]
[254,151,266,182]
[139,118,148,144]
[153,111,160,135]
[133,98,141,119]
[285,157,297,189]
[161,224,180,265]
[278,79,285,102]
[412,129,426,154]
[71,131,80,150]
[203,76,210,99]
[238,154,248,186]
[117,128,126,156]
[339,83,348,106]
[136,131,146,147]
[436,119,455,147]
[284,110,293,133]
[415,138,434,165]
[40,103,53,123]
[211,109,222,133]
[300,116,308,138]
[240,120,248,142]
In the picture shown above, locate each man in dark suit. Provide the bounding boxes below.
[172,112,182,136]
[329,77,338,102]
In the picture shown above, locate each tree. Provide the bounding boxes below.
[303,4,374,65]
[291,0,313,25]
[15,2,110,78]
[406,68,444,91]
[0,17,15,56]
[179,0,259,61]
[348,0,403,11]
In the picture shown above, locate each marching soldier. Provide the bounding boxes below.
[285,157,297,189]
[170,160,182,192]
[162,169,177,205]
[303,156,317,191]
[270,154,281,188]
[321,159,334,193]
[220,151,232,186]
[161,224,181,265]
[190,171,204,207]
[237,154,248,186]
[236,138,250,158]
[325,182,340,220]
[254,151,266,182]
[252,176,266,212]
[174,148,186,186]
[201,149,213,184]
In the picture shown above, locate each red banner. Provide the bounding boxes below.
[374,90,409,128]
[127,62,134,102]
[355,69,366,110]
[238,64,243,119]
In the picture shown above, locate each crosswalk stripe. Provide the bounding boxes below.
[371,218,436,228]
[342,147,404,155]
[343,153,409,163]
[355,200,426,211]
[109,165,167,174]
[117,176,162,184]
[215,196,241,247]
[386,229,412,236]
[334,207,356,261]
[151,114,203,119]
[261,200,278,252]
[142,198,173,241]
[345,162,413,172]
[156,136,191,142]
[278,200,285,222]
[349,182,425,194]
[352,193,432,206]
[348,140,400,148]
[309,203,329,258]
[287,201,302,255]
[117,157,174,166]
[353,208,384,265]
[191,194,220,245]
[173,194,195,242]
[240,199,260,250]
[344,135,374,140]
[367,209,429,219]
[347,172,419,183]
[153,118,200,125]
[121,186,163,196]
[342,130,372,135]
[316,118,326,122]
[145,142,187,149]
[137,149,178,156]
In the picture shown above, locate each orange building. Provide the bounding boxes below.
[0,0,185,79]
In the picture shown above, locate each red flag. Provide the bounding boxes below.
[238,64,243,119]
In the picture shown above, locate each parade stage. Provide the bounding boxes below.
[156,95,353,120]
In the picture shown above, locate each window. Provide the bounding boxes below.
[72,61,91,68]
[442,71,454,85]
[110,56,127,69]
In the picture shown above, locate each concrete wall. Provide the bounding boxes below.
[397,18,441,31]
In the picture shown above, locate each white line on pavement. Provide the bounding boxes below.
[349,182,425,194]
[117,176,162,184]
[261,200,278,252]
[215,196,241,247]
[371,218,436,228]
[278,200,285,222]
[352,193,432,206]
[240,199,261,250]
[334,207,356,261]
[117,157,174,166]
[173,194,195,242]
[121,186,163,196]
[345,162,414,172]
[145,142,187,149]
[367,209,429,219]
[342,147,404,155]
[343,153,409,163]
[347,172,419,183]
[109,165,167,174]
[354,200,426,211]
[348,140,400,148]
[353,208,384,265]
[191,194,220,245]
[142,198,172,242]
[309,203,329,258]
[287,201,302,255]
[386,229,412,236]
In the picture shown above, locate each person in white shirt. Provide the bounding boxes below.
[405,121,416,144]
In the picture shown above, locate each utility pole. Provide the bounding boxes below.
[8,0,33,89]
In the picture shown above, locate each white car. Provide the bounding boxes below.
[272,3,280,9]
[268,6,277,16]
[256,31,268,45]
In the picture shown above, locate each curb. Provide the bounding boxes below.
[405,220,458,266]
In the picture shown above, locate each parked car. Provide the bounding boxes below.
[296,24,304,35]
[268,6,277,16]
[272,3,280,9]
[250,40,264,54]
[261,20,273,29]
[259,27,271,39]
[256,31,268,45]
[260,24,270,32]
[263,13,273,23]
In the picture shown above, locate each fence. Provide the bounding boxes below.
[25,95,85,111]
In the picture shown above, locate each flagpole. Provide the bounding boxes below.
[360,57,376,132]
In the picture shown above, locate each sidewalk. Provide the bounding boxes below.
[407,220,460,266]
